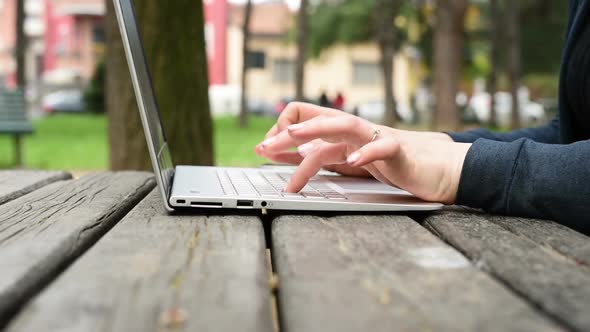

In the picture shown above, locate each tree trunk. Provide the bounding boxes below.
[433,0,468,132]
[506,0,521,129]
[15,0,25,87]
[374,0,401,127]
[239,0,253,128]
[487,0,500,128]
[379,41,396,126]
[295,0,309,102]
[106,0,214,170]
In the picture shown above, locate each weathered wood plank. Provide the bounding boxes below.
[0,170,72,205]
[6,190,274,332]
[424,209,590,332]
[0,172,155,327]
[272,215,562,332]
[488,214,590,268]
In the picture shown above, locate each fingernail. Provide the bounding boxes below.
[288,123,305,131]
[261,136,276,147]
[297,142,314,157]
[347,152,361,165]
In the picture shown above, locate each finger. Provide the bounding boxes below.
[285,143,348,193]
[277,102,339,132]
[322,164,372,177]
[256,149,303,165]
[287,115,377,147]
[264,124,278,139]
[346,138,401,167]
[260,116,332,153]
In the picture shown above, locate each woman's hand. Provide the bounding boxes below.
[255,102,471,204]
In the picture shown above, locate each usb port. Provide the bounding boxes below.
[237,200,254,207]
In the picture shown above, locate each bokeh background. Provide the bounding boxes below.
[0,0,567,172]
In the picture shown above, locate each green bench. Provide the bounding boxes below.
[0,88,33,166]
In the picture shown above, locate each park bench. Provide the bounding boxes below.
[0,88,33,167]
[0,170,588,331]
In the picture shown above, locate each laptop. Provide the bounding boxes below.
[113,0,443,212]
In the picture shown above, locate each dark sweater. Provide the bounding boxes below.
[448,0,590,234]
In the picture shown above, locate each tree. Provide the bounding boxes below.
[239,0,253,128]
[308,0,402,125]
[106,0,214,170]
[15,0,25,87]
[295,0,310,102]
[432,0,468,131]
[506,0,521,129]
[84,60,105,113]
[487,0,500,127]
[374,0,402,126]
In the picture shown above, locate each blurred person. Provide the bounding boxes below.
[255,1,590,235]
[318,91,331,108]
[333,91,345,110]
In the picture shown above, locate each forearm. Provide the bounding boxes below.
[448,116,560,144]
[456,138,590,234]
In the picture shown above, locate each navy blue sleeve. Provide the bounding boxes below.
[456,137,590,234]
[448,116,560,144]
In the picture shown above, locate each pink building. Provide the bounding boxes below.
[0,0,17,87]
[0,0,228,87]
[43,0,105,84]
[204,0,228,86]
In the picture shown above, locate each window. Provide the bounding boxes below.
[352,62,381,85]
[273,59,295,84]
[92,24,105,44]
[246,51,266,69]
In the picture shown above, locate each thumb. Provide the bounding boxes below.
[346,138,401,167]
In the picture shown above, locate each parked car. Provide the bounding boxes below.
[209,85,276,117]
[42,89,85,114]
[209,85,240,116]
[468,87,546,127]
[354,100,415,124]
[247,99,275,117]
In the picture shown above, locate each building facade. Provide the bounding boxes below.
[0,0,421,113]
[225,1,422,112]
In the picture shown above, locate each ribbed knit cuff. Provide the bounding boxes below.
[455,138,525,214]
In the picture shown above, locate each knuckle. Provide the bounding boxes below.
[342,115,359,131]
[286,101,301,109]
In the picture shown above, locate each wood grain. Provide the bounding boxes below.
[0,170,71,205]
[0,172,155,327]
[272,214,562,332]
[7,190,274,332]
[487,214,590,268]
[424,209,590,332]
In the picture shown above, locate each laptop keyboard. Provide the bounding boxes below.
[217,170,347,200]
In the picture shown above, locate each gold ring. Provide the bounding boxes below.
[370,127,381,143]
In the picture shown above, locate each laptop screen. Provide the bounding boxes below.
[114,0,174,203]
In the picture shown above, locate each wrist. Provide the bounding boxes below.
[442,143,471,204]
[429,132,454,142]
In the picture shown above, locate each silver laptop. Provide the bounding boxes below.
[113,0,442,212]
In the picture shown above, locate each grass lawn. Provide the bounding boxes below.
[0,114,276,170]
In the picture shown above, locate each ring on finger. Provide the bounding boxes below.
[370,127,381,143]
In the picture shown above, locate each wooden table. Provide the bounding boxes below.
[0,171,588,332]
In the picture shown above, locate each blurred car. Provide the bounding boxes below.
[354,100,415,124]
[209,85,240,116]
[42,89,85,114]
[247,99,275,117]
[468,87,546,127]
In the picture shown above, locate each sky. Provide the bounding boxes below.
[228,0,301,10]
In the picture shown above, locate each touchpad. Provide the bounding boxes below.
[324,176,412,196]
